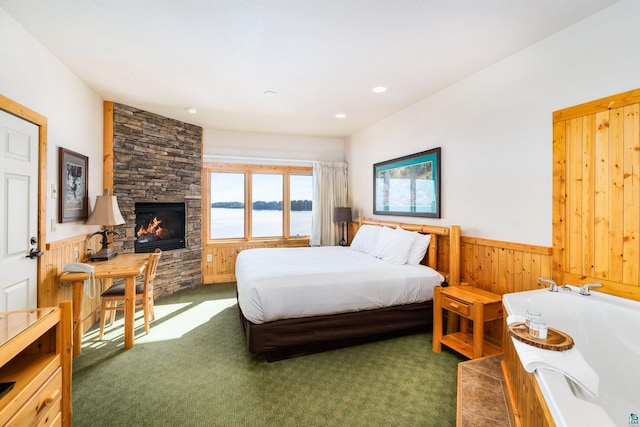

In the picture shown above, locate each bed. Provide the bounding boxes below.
[236,217,461,361]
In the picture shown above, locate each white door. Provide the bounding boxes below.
[0,110,39,311]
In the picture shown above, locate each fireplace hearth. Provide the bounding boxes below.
[134,202,186,253]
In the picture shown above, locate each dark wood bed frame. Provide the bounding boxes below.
[239,218,461,361]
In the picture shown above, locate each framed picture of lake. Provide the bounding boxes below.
[58,147,88,223]
[373,147,441,218]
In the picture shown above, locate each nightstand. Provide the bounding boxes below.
[432,285,502,359]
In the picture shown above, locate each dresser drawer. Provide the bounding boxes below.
[7,367,62,427]
[441,295,471,317]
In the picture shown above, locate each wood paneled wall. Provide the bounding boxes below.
[460,237,552,294]
[460,236,552,344]
[41,234,102,331]
[553,88,640,301]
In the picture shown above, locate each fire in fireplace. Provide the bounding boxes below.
[134,202,186,253]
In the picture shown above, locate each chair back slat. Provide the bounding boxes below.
[144,248,162,289]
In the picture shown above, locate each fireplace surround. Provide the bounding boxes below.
[134,202,186,253]
[112,102,202,297]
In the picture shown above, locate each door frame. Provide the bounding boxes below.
[0,94,48,307]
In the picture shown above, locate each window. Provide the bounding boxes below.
[205,164,312,241]
[252,173,283,237]
[290,174,312,236]
[209,172,244,239]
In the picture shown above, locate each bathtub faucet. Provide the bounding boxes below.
[538,277,558,292]
[579,283,603,296]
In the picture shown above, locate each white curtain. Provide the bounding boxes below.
[311,162,348,246]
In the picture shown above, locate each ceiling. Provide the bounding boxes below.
[1,0,621,138]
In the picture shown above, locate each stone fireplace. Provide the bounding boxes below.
[111,103,202,297]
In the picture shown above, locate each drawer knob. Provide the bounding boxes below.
[38,388,60,412]
[450,303,460,309]
[44,389,60,405]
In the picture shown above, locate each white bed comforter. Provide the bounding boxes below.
[236,246,444,324]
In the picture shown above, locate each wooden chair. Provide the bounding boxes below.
[99,248,162,339]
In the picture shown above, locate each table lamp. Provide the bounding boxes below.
[333,207,352,246]
[86,189,125,261]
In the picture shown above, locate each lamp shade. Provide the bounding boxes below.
[333,207,352,223]
[85,194,125,226]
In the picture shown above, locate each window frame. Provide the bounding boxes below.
[203,163,313,243]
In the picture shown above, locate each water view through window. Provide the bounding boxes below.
[210,172,312,239]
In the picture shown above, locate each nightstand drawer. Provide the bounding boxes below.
[441,295,471,317]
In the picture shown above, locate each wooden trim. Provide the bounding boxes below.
[204,236,311,247]
[0,93,48,306]
[45,234,93,251]
[449,225,460,285]
[283,173,291,238]
[562,272,640,301]
[553,88,640,123]
[358,217,451,236]
[59,300,73,426]
[103,101,114,193]
[461,236,552,255]
[204,162,312,174]
[0,94,47,125]
[201,162,210,281]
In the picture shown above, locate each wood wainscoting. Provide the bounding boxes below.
[202,238,311,283]
[460,236,552,345]
[460,236,552,294]
[350,223,553,298]
[41,234,102,331]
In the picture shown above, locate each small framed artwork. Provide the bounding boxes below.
[58,147,88,223]
[373,147,441,218]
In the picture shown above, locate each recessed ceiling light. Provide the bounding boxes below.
[185,107,198,114]
[263,90,277,96]
[335,114,346,119]
[372,86,387,93]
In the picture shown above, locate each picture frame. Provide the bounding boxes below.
[373,147,441,218]
[58,147,88,223]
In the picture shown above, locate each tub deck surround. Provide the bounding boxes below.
[502,287,640,427]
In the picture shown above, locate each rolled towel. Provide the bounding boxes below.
[511,337,599,398]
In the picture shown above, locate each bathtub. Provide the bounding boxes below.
[503,286,640,427]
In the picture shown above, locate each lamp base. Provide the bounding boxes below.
[90,248,119,261]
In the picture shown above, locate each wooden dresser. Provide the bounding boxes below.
[0,301,72,426]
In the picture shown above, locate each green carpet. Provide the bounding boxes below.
[72,283,463,426]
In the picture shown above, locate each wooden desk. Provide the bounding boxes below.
[59,253,149,356]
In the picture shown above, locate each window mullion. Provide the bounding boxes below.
[246,171,252,240]
[283,172,290,239]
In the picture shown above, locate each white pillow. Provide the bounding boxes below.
[407,232,432,265]
[349,224,381,254]
[371,226,417,264]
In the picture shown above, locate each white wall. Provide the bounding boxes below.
[346,0,640,247]
[204,128,344,164]
[0,8,104,243]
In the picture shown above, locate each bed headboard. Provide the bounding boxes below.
[358,217,461,286]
